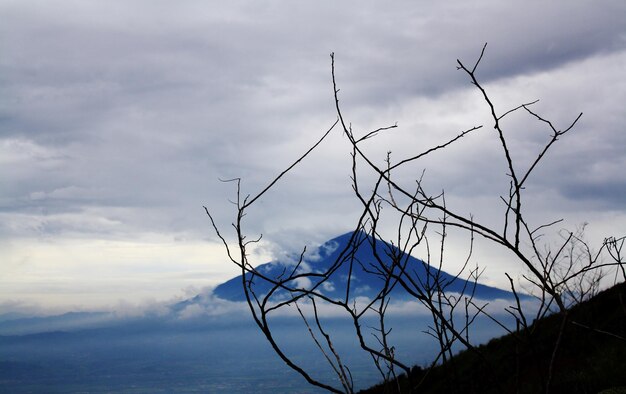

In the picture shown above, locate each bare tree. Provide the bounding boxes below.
[206,45,625,393]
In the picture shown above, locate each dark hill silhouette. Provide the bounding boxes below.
[359,281,626,394]
[213,231,524,302]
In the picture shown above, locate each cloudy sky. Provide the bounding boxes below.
[1,1,625,312]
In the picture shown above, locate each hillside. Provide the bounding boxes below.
[359,281,626,394]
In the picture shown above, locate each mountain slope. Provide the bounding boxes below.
[214,231,522,302]
[359,281,626,394]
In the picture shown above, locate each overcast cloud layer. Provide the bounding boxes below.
[1,1,625,311]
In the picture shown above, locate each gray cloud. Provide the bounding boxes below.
[0,0,624,308]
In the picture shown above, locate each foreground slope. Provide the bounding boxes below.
[360,281,626,394]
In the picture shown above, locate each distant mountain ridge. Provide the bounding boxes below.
[214,231,522,302]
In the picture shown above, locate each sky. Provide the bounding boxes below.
[1,1,625,312]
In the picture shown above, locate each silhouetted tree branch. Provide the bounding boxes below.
[207,45,625,393]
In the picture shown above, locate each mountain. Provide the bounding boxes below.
[214,231,523,303]
[0,231,527,393]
